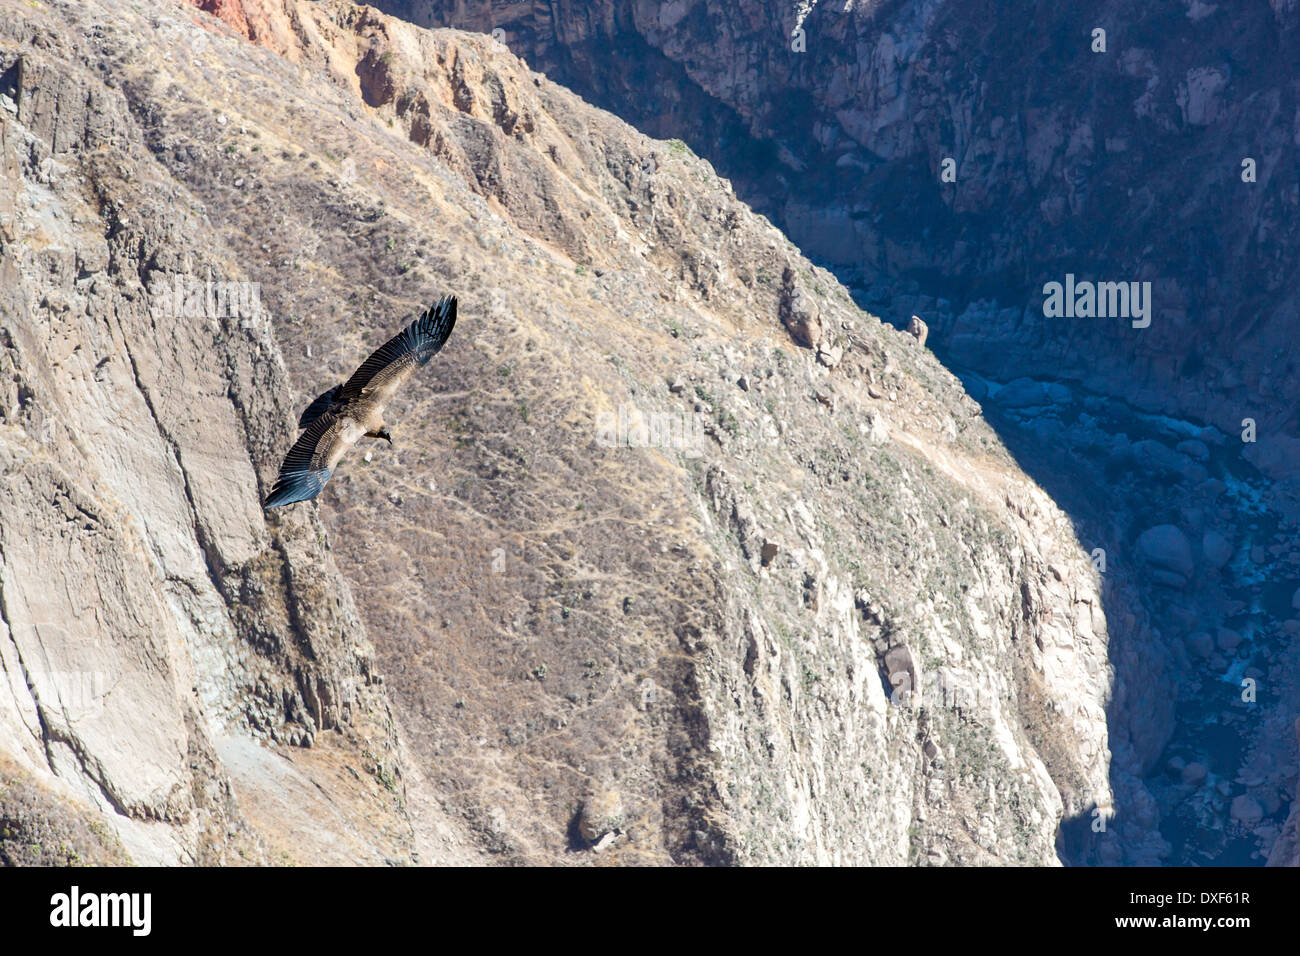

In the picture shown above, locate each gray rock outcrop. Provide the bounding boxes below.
[1137,525,1195,588]
[0,0,1120,866]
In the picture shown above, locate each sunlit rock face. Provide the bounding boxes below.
[368,0,1300,866]
[0,0,1120,865]
[373,0,1300,494]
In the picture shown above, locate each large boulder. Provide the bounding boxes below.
[991,377,1072,409]
[578,789,625,844]
[779,267,822,347]
[1131,440,1201,480]
[1230,794,1264,827]
[907,314,929,347]
[1201,530,1233,569]
[882,643,920,704]
[1176,438,1210,461]
[1137,525,1194,587]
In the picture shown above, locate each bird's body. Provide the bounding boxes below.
[263,296,457,509]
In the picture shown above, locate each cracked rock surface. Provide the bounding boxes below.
[0,0,1122,864]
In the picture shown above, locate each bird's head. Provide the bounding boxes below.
[378,428,393,446]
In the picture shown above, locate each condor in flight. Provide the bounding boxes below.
[263,296,457,509]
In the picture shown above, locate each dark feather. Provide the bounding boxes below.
[338,295,457,400]
[298,384,342,430]
[263,466,333,509]
[263,414,338,509]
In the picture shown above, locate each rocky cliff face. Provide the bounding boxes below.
[378,0,1300,867]
[1,0,1122,864]
[375,0,1300,489]
[0,0,470,865]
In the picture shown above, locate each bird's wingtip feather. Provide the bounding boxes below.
[262,469,331,509]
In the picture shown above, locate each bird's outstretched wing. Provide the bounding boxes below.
[298,384,342,430]
[338,295,457,409]
[263,413,348,509]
